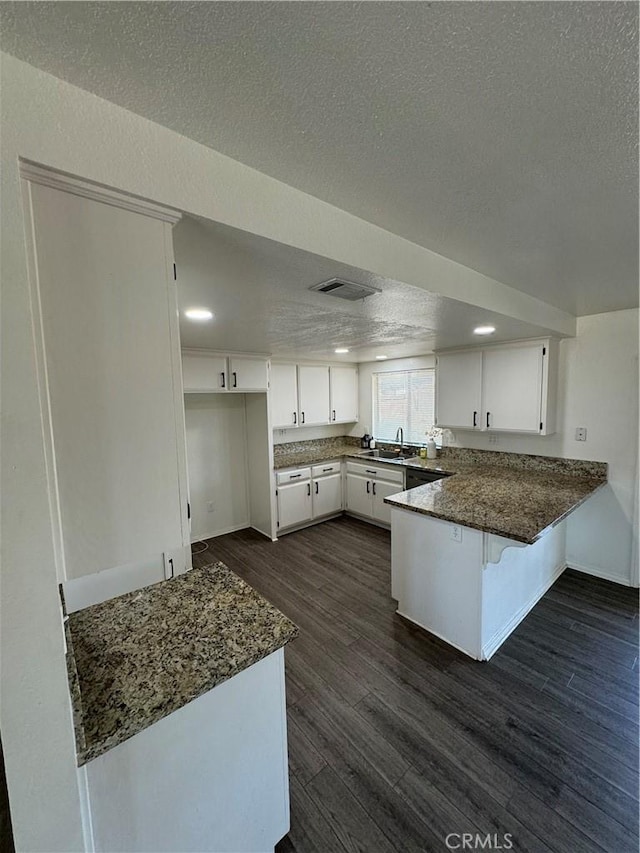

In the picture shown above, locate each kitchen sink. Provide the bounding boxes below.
[358,448,406,460]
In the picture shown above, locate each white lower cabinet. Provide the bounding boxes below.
[276,462,343,533]
[312,472,343,519]
[372,479,403,525]
[345,462,405,526]
[276,470,313,530]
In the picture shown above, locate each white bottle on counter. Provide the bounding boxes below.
[426,438,437,459]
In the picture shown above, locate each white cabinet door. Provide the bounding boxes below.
[229,357,269,392]
[346,473,373,518]
[330,366,358,423]
[298,365,330,426]
[483,344,544,433]
[435,351,482,429]
[277,480,312,530]
[182,354,228,392]
[270,364,299,428]
[29,183,190,582]
[372,480,403,525]
[313,473,343,518]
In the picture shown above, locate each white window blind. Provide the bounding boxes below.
[373,369,435,444]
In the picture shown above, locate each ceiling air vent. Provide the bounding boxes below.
[309,278,381,301]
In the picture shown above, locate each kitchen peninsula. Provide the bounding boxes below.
[384,451,607,660]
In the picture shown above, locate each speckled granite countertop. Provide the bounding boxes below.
[66,562,298,765]
[274,442,362,470]
[273,437,607,543]
[383,466,606,544]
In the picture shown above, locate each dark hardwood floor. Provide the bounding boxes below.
[193,517,639,853]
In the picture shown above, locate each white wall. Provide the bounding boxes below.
[350,355,437,439]
[274,423,349,445]
[184,395,250,541]
[440,310,638,585]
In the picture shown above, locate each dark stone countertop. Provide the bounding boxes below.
[66,562,298,765]
[383,466,606,544]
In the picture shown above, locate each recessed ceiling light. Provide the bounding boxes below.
[185,308,214,321]
[375,355,388,360]
[334,348,349,354]
[473,325,496,336]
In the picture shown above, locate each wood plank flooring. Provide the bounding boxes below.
[194,517,639,853]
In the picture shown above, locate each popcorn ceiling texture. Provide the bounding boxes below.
[1,2,637,316]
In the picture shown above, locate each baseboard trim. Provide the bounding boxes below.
[481,561,566,660]
[566,560,634,587]
[344,511,391,531]
[395,609,482,660]
[191,522,249,543]
[250,525,273,541]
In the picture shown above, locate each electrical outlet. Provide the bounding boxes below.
[575,427,587,442]
[451,525,463,543]
[207,501,215,513]
[489,434,499,445]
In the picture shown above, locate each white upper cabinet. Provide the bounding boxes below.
[182,352,268,393]
[228,356,269,392]
[298,365,330,426]
[435,340,557,435]
[482,344,545,433]
[182,353,228,392]
[271,362,358,430]
[270,363,299,428]
[329,366,359,423]
[435,351,482,430]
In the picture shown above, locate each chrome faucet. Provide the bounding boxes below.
[395,426,404,451]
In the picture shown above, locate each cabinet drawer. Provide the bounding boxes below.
[311,461,341,478]
[345,461,404,485]
[276,467,311,485]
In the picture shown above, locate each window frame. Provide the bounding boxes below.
[371,367,437,445]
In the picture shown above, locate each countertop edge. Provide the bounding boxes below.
[384,477,607,545]
[76,631,297,766]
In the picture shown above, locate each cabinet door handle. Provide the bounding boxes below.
[366,480,370,494]
[315,482,319,494]
[372,482,377,496]
[221,372,226,388]
[301,411,305,424]
[473,410,477,427]
[293,412,297,424]
[486,412,490,428]
[307,483,311,496]
[232,372,237,388]
[332,409,336,421]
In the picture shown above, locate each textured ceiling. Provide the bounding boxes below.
[174,216,560,361]
[1,2,637,316]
